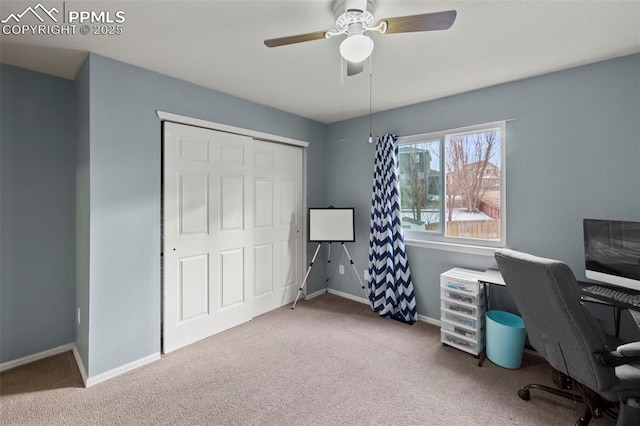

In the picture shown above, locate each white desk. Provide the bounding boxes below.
[481,268,640,344]
[478,268,505,287]
[579,283,640,337]
[478,268,506,319]
[475,268,505,367]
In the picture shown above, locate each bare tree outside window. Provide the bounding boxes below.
[445,131,500,239]
[445,132,498,218]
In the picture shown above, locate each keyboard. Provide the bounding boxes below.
[581,284,640,309]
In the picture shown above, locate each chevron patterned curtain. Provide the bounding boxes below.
[367,134,418,323]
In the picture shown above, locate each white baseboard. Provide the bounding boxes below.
[0,343,160,388]
[0,294,438,386]
[305,288,327,300]
[418,314,441,327]
[84,352,161,387]
[327,288,369,304]
[72,345,89,387]
[0,343,74,372]
[327,288,441,326]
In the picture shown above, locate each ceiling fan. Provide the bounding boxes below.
[264,0,457,76]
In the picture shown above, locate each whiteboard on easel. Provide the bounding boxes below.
[308,208,355,242]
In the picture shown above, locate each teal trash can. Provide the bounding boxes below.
[486,310,526,369]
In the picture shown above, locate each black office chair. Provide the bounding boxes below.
[494,249,640,426]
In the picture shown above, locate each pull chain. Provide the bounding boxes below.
[368,52,373,143]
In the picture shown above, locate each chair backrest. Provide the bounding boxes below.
[495,249,615,391]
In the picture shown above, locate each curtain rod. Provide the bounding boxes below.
[392,119,516,140]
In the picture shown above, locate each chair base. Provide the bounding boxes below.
[517,374,618,426]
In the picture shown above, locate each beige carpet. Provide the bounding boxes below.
[0,294,616,425]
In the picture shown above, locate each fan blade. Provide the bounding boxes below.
[264,31,327,48]
[379,10,457,34]
[347,61,363,77]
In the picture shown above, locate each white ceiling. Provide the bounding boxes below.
[1,0,639,123]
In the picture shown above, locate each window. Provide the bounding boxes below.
[398,122,505,248]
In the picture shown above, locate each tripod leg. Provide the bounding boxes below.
[341,243,368,299]
[292,243,322,309]
[326,243,331,287]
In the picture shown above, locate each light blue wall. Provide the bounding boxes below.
[3,51,638,371]
[74,58,91,371]
[83,53,327,376]
[325,53,640,338]
[0,65,76,363]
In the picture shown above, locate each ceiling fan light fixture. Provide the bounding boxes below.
[339,34,374,63]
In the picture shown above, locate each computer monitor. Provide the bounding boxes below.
[583,219,640,292]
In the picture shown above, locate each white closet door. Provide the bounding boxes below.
[163,122,303,353]
[251,140,303,317]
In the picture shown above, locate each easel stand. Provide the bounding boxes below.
[292,242,368,309]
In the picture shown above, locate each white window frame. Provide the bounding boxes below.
[397,121,506,255]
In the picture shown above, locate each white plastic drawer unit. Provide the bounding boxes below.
[442,285,485,306]
[443,289,478,305]
[442,311,478,329]
[441,279,481,295]
[441,331,479,355]
[440,268,486,356]
[441,299,481,318]
[441,321,483,341]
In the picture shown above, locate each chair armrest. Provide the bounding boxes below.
[598,342,640,367]
[617,342,640,357]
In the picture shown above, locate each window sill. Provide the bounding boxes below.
[404,238,499,257]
